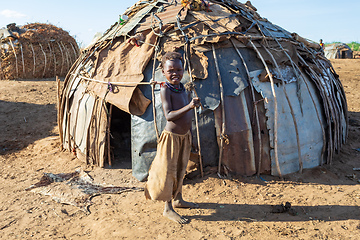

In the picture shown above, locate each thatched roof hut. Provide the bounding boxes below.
[59,0,347,181]
[0,23,79,79]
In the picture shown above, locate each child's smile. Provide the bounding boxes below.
[162,59,184,86]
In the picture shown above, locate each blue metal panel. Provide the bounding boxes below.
[131,58,218,181]
[194,47,249,110]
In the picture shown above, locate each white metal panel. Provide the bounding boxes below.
[250,69,325,175]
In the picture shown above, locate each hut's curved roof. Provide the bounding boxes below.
[79,0,325,115]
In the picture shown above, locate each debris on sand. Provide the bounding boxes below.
[271,202,298,216]
[26,169,143,213]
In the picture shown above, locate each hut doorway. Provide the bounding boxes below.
[341,50,346,59]
[110,105,132,168]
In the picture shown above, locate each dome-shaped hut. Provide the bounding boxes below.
[324,43,353,59]
[59,0,348,181]
[0,23,79,79]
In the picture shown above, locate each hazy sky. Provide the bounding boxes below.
[1,0,359,47]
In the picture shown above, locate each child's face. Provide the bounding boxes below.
[162,59,184,86]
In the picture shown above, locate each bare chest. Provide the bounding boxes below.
[170,91,189,110]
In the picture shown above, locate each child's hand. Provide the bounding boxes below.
[189,97,200,109]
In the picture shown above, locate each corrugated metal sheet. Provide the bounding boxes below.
[215,92,256,175]
[256,20,292,39]
[250,69,325,175]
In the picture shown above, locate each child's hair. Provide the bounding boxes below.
[160,52,184,68]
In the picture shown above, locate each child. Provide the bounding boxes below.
[145,52,200,224]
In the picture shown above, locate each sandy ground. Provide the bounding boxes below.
[0,59,360,239]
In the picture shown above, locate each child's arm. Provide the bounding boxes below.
[160,86,199,122]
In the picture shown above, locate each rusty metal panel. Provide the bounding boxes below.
[250,69,325,176]
[214,91,256,176]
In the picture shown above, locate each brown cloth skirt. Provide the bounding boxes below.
[145,130,191,202]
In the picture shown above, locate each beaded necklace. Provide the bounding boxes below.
[165,82,185,93]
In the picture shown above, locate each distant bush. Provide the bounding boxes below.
[324,41,360,51]
[348,42,360,51]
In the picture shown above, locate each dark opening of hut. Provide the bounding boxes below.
[110,105,132,168]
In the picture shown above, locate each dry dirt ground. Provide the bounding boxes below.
[0,59,360,240]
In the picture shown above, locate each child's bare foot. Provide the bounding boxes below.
[164,201,188,224]
[163,208,188,224]
[173,199,199,208]
[173,192,199,208]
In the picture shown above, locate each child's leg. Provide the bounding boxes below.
[173,191,199,208]
[163,200,188,224]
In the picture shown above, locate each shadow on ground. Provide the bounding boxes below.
[0,100,57,154]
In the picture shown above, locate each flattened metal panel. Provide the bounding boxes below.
[257,20,292,39]
[135,4,184,33]
[194,47,249,110]
[74,93,96,153]
[217,91,256,176]
[65,80,87,149]
[250,69,325,176]
[115,3,158,37]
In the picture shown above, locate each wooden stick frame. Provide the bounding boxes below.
[248,40,282,178]
[230,38,263,176]
[30,43,36,76]
[211,44,227,177]
[9,38,19,79]
[261,44,303,173]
